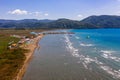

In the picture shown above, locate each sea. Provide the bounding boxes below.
[23,29,120,80]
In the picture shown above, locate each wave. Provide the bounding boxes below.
[100,50,115,54]
[65,35,95,69]
[80,43,94,47]
[100,66,120,79]
[100,50,120,62]
[64,35,120,79]
[75,36,80,39]
[64,35,79,57]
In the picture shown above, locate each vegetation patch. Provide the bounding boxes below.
[0,29,44,80]
[0,30,29,80]
[0,48,28,80]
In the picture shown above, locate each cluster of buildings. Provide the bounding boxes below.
[8,32,38,49]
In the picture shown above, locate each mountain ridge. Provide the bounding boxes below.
[0,15,120,29]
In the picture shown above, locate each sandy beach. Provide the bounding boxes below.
[14,35,44,80]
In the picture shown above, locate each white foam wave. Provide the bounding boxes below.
[100,50,120,62]
[82,62,88,69]
[65,35,79,58]
[100,50,115,54]
[80,43,94,47]
[65,35,94,69]
[64,35,120,79]
[100,66,120,79]
[75,36,80,39]
[86,56,120,79]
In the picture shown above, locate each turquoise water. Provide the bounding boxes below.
[23,29,120,80]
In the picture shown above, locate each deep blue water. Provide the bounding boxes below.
[71,29,120,50]
[23,29,120,80]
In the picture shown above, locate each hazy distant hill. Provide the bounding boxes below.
[42,19,97,29]
[81,15,120,28]
[0,15,120,29]
[0,18,97,29]
[0,19,54,29]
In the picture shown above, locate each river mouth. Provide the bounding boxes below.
[23,29,120,80]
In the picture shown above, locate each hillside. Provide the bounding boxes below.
[0,15,120,29]
[42,19,97,29]
[81,15,120,28]
[0,19,97,29]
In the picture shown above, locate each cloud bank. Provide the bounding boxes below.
[8,9,28,15]
[8,9,49,17]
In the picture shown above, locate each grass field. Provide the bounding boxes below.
[0,35,19,54]
[0,29,44,80]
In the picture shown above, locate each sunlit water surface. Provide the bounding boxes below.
[23,29,120,80]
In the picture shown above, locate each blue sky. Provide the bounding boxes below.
[0,0,120,20]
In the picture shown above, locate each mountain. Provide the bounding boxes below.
[42,19,97,29]
[81,15,120,28]
[0,18,98,29]
[0,19,54,29]
[0,15,120,29]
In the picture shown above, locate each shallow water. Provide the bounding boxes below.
[23,29,120,80]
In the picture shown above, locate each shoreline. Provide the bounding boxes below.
[15,34,44,80]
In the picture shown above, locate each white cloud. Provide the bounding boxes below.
[44,13,49,16]
[8,9,28,15]
[34,12,42,16]
[32,12,48,17]
[7,9,49,19]
[77,14,83,18]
